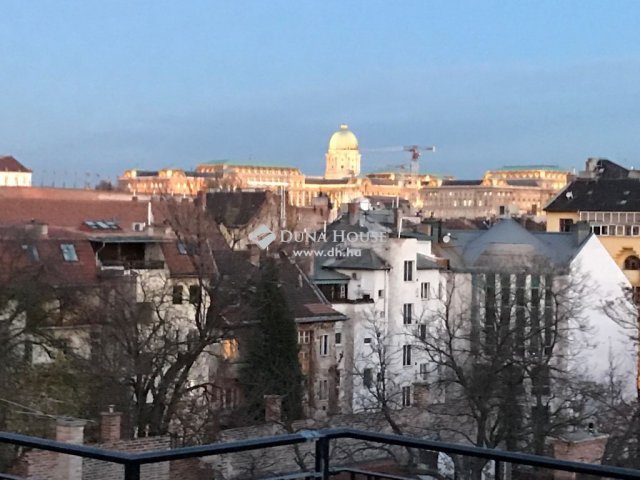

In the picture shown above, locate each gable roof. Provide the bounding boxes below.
[0,156,31,173]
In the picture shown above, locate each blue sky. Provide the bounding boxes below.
[1,1,639,185]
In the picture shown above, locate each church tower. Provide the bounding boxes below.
[324,124,361,179]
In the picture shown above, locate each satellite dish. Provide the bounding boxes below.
[442,233,451,244]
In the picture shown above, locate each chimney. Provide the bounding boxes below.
[264,395,283,423]
[394,208,403,237]
[551,432,609,480]
[55,417,86,480]
[347,202,360,226]
[27,221,48,237]
[572,221,591,245]
[100,406,122,443]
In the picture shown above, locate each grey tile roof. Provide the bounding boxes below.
[417,253,439,270]
[434,218,584,271]
[322,248,390,270]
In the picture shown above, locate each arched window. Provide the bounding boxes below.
[624,255,640,270]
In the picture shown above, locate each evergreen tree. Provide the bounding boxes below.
[240,257,303,422]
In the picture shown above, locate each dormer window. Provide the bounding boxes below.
[60,244,78,262]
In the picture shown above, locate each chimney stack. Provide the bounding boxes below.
[572,221,591,246]
[264,395,283,423]
[100,406,122,443]
[26,221,48,237]
[347,202,360,226]
[551,432,609,480]
[55,417,86,480]
[394,208,403,237]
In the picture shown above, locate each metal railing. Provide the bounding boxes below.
[2,428,640,480]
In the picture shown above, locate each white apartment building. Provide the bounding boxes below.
[312,206,443,412]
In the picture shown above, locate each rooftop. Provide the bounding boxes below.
[0,155,31,173]
[495,164,566,171]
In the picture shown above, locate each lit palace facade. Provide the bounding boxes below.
[119,125,570,215]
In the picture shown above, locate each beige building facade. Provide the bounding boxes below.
[422,165,570,219]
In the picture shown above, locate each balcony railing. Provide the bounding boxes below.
[100,260,166,270]
[2,428,640,480]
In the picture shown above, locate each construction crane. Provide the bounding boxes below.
[363,145,436,175]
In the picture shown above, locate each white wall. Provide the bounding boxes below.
[569,235,637,398]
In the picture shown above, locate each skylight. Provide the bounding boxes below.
[60,243,78,262]
[21,244,39,261]
[84,220,120,230]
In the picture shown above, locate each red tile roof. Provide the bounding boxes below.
[0,156,31,172]
[0,194,151,233]
[0,226,98,287]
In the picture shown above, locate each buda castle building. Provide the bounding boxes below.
[119,124,570,218]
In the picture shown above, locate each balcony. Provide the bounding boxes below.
[99,259,166,274]
[2,428,639,480]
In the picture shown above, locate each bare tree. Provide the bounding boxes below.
[411,265,601,478]
[78,199,255,441]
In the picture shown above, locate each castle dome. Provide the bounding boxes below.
[328,124,359,151]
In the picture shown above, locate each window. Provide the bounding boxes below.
[318,379,328,400]
[172,285,183,304]
[403,261,414,281]
[22,244,39,261]
[221,338,239,360]
[319,334,329,356]
[592,225,601,235]
[624,255,640,270]
[419,363,429,380]
[363,368,373,388]
[418,324,427,340]
[402,344,412,366]
[403,303,413,324]
[378,289,384,298]
[59,243,78,262]
[633,226,640,236]
[219,387,239,410]
[421,282,430,299]
[335,332,342,345]
[363,337,372,344]
[188,285,201,304]
[298,331,312,344]
[351,272,359,280]
[177,241,188,255]
[559,218,574,232]
[402,386,411,407]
